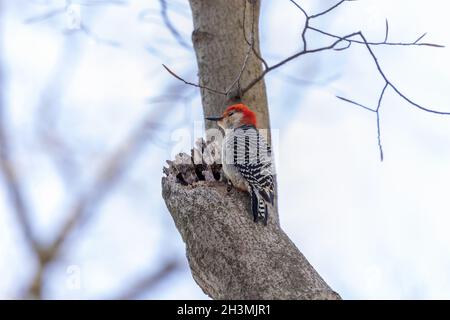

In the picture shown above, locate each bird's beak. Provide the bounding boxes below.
[205,115,223,121]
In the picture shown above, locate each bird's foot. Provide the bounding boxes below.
[227,180,233,192]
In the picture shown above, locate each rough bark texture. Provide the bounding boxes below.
[162,152,340,300]
[189,0,270,131]
[161,0,341,300]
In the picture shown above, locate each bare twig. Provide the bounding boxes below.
[384,19,389,43]
[47,109,163,260]
[241,31,362,94]
[24,7,67,24]
[337,33,450,158]
[25,0,122,46]
[75,23,120,47]
[259,1,447,160]
[162,64,226,95]
[241,1,444,96]
[159,0,190,49]
[0,93,41,258]
[162,0,448,160]
[308,26,444,48]
[335,31,450,160]
[23,103,172,298]
[288,0,308,18]
[336,96,376,113]
[163,0,445,102]
[337,82,388,161]
[309,0,356,19]
[376,83,389,161]
[226,0,257,95]
[162,0,267,98]
[25,0,127,23]
[354,31,449,115]
[242,0,269,70]
[0,127,41,256]
[33,21,88,187]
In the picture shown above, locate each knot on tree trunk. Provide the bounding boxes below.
[161,140,341,300]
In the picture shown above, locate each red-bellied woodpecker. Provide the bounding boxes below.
[206,103,274,225]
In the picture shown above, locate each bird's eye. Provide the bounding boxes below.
[228,111,234,116]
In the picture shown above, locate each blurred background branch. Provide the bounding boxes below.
[158,0,190,50]
[0,0,194,299]
[1,0,450,300]
[24,106,170,298]
[0,60,41,261]
[112,258,181,300]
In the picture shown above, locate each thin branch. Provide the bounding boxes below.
[0,107,41,257]
[376,112,384,161]
[332,28,449,161]
[162,0,449,161]
[38,128,79,186]
[335,40,352,51]
[355,31,450,115]
[74,23,120,47]
[166,0,445,103]
[25,0,127,24]
[277,71,340,89]
[227,46,253,96]
[226,0,257,95]
[288,0,309,49]
[336,96,376,113]
[414,33,427,44]
[337,85,386,161]
[384,19,389,43]
[162,64,226,95]
[241,31,361,94]
[288,0,308,18]
[308,26,444,48]
[309,0,356,19]
[335,31,450,160]
[25,0,122,47]
[376,83,389,161]
[242,0,269,70]
[46,113,160,259]
[0,135,41,255]
[240,3,448,116]
[159,0,191,49]
[301,17,309,50]
[240,0,443,95]
[24,7,67,24]
[377,83,389,112]
[23,102,174,298]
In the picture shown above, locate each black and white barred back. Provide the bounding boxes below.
[223,124,274,225]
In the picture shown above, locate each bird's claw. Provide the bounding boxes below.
[227,180,233,192]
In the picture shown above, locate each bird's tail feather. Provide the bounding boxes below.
[258,199,268,226]
[251,189,259,222]
[251,188,269,225]
[258,199,269,226]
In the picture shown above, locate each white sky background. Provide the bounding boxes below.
[1,0,450,299]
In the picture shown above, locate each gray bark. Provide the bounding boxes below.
[161,0,341,300]
[189,0,270,131]
[162,154,340,300]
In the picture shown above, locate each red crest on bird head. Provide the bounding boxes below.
[223,103,257,127]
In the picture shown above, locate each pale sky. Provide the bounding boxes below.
[1,0,450,299]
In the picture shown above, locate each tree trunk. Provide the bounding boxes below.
[189,0,269,131]
[161,0,341,300]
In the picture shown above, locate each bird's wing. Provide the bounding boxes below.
[233,126,275,205]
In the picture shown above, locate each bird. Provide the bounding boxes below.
[206,103,274,225]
